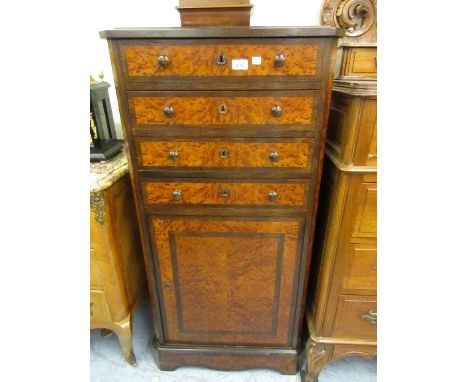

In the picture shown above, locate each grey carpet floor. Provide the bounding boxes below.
[91,301,376,382]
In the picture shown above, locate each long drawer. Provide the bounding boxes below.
[141,179,309,207]
[120,39,324,81]
[128,91,318,128]
[135,138,314,174]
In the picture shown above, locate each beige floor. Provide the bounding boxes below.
[91,301,377,382]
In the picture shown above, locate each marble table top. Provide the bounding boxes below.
[90,150,128,193]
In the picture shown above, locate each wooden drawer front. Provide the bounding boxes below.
[129,93,316,127]
[327,95,377,167]
[90,248,103,289]
[351,182,377,240]
[90,290,112,323]
[326,96,349,158]
[150,216,304,346]
[341,47,377,78]
[332,295,377,341]
[123,41,322,78]
[142,180,307,207]
[342,244,377,292]
[137,139,312,169]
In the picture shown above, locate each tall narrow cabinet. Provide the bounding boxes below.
[303,1,377,381]
[100,26,343,374]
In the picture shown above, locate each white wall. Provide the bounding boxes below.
[89,0,323,138]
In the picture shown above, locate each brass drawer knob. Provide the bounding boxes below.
[219,148,229,159]
[271,105,282,117]
[269,151,280,162]
[164,106,174,117]
[216,53,227,66]
[360,310,377,325]
[172,190,182,201]
[268,191,278,201]
[274,53,286,68]
[168,151,179,161]
[219,188,230,198]
[218,103,228,114]
[158,55,170,68]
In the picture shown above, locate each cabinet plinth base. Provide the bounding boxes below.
[151,337,298,375]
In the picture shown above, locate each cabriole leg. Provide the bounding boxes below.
[114,314,136,367]
[302,339,333,382]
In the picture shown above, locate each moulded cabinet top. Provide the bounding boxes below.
[99,26,345,39]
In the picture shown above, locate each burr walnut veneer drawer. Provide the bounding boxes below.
[129,92,317,127]
[122,40,323,79]
[142,180,308,206]
[136,139,312,169]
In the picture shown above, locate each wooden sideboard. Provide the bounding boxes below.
[100,26,343,374]
[302,1,377,381]
[90,152,147,366]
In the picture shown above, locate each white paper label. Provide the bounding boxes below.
[232,59,248,70]
[252,56,262,65]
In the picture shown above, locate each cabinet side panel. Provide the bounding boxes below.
[107,40,166,342]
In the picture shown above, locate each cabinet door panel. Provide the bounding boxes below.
[150,216,304,346]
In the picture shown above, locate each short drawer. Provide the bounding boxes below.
[351,182,377,240]
[128,91,318,128]
[121,39,323,80]
[90,290,112,324]
[141,179,308,207]
[331,295,377,341]
[341,47,377,78]
[136,138,313,171]
[90,248,103,290]
[342,243,377,292]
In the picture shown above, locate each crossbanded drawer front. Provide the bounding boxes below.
[331,295,377,341]
[128,92,317,127]
[142,180,308,207]
[122,40,323,79]
[136,139,312,169]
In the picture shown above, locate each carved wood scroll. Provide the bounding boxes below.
[321,0,377,46]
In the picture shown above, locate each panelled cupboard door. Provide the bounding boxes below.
[150,216,305,346]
